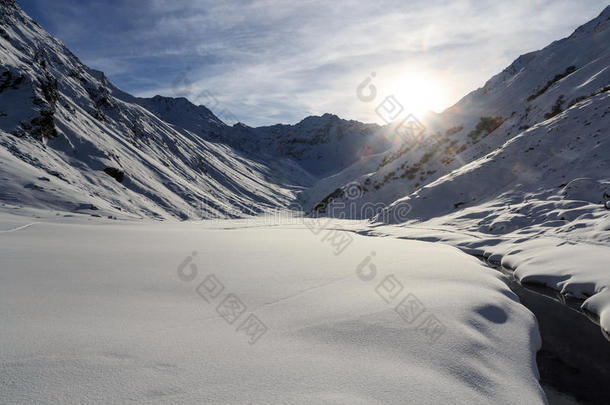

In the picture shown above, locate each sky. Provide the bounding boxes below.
[17,0,608,126]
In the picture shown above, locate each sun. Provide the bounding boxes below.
[388,74,446,118]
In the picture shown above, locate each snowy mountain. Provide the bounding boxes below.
[0,0,317,219]
[1,0,608,227]
[305,5,610,220]
[0,0,396,219]
[1,0,608,229]
[131,94,393,178]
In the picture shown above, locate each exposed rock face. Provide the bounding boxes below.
[0,0,16,10]
[103,167,124,183]
[0,0,17,20]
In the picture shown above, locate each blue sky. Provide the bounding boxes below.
[17,0,608,126]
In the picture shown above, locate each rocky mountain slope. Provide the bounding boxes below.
[221,114,391,177]
[135,96,393,178]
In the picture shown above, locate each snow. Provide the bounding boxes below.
[1,1,609,402]
[351,218,610,338]
[0,214,545,404]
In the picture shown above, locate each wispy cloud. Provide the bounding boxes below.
[18,0,608,125]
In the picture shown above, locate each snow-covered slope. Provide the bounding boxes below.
[384,90,609,225]
[0,0,305,220]
[305,5,610,217]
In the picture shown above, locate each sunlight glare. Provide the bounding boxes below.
[388,74,446,118]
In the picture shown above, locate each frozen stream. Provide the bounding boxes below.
[482,259,610,404]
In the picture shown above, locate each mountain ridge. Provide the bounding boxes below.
[0,0,310,219]
[0,1,608,226]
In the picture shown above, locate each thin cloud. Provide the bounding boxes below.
[17,0,609,126]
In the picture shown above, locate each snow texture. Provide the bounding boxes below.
[0,215,545,404]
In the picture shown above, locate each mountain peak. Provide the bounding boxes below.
[570,5,610,38]
[150,94,189,104]
[297,113,339,125]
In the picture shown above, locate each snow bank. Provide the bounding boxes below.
[361,216,610,338]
